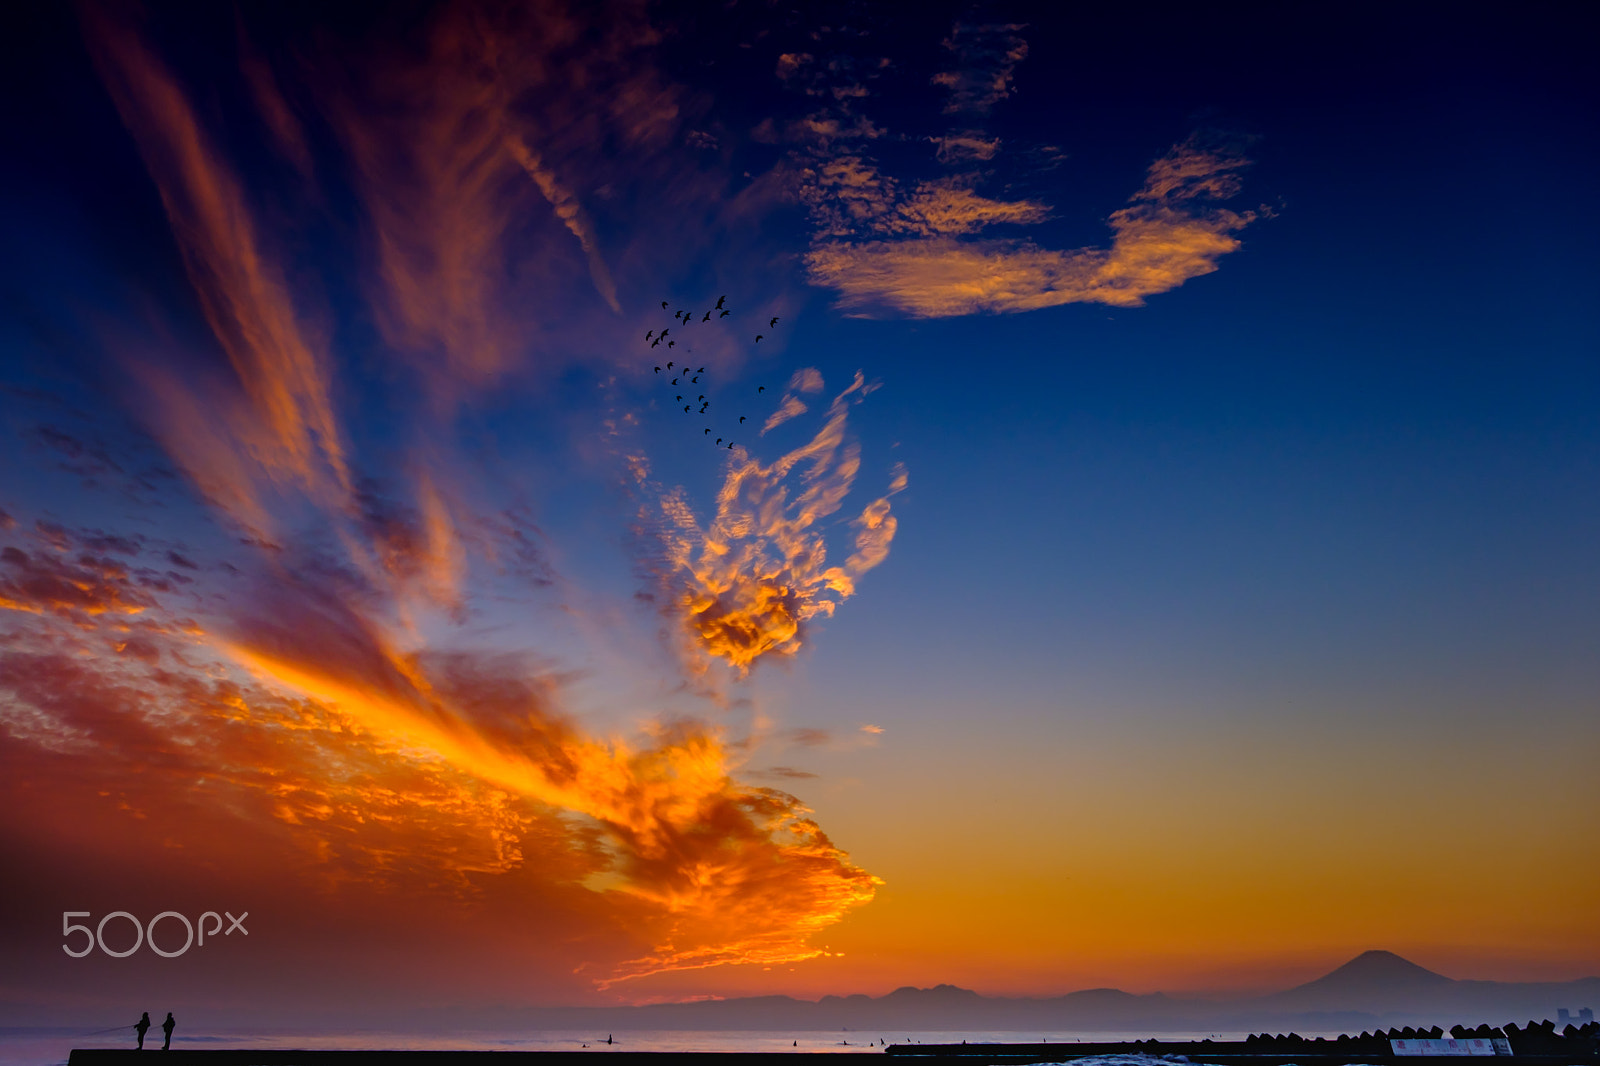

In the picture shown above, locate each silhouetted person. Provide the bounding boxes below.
[135,1013,150,1050]
[606,1035,613,1046]
[161,1014,175,1051]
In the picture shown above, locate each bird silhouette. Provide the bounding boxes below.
[674,310,683,321]
[769,316,779,328]
[691,375,699,383]
[683,405,691,412]
[704,428,710,435]
[727,441,733,449]
[646,330,655,340]
[672,378,679,384]
[651,338,660,347]
[719,309,730,318]
[697,367,706,373]
[755,334,763,343]
[654,366,661,373]
[697,395,705,401]
[758,385,765,392]
[716,438,723,445]
[739,416,746,423]
[661,301,668,309]
[660,328,670,337]
[715,295,726,309]
[667,361,674,368]
[701,311,711,322]
[675,395,682,401]
[668,340,675,347]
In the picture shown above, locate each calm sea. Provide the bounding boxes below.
[0,1029,1280,1066]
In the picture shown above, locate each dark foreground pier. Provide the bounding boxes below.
[65,1043,1600,1066]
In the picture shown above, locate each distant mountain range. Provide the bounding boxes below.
[406,951,1599,1035]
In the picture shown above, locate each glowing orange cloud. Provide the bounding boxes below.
[638,373,907,674]
[0,517,880,985]
[803,136,1260,317]
[219,589,881,983]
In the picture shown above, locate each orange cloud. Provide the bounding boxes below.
[762,394,808,435]
[638,374,905,674]
[799,158,1049,241]
[804,136,1260,317]
[0,542,154,618]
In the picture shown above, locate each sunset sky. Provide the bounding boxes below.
[1,0,1595,1025]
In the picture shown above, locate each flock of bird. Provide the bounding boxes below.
[647,294,780,450]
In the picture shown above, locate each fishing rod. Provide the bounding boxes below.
[83,1024,137,1036]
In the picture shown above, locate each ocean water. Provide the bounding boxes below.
[0,1028,1284,1066]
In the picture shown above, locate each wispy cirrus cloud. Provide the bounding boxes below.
[804,135,1261,317]
[321,1,676,396]
[83,8,352,534]
[930,129,1003,163]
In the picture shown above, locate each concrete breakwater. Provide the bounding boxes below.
[883,1018,1599,1065]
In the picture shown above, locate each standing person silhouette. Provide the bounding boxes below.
[161,1013,175,1050]
[134,1013,150,1049]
